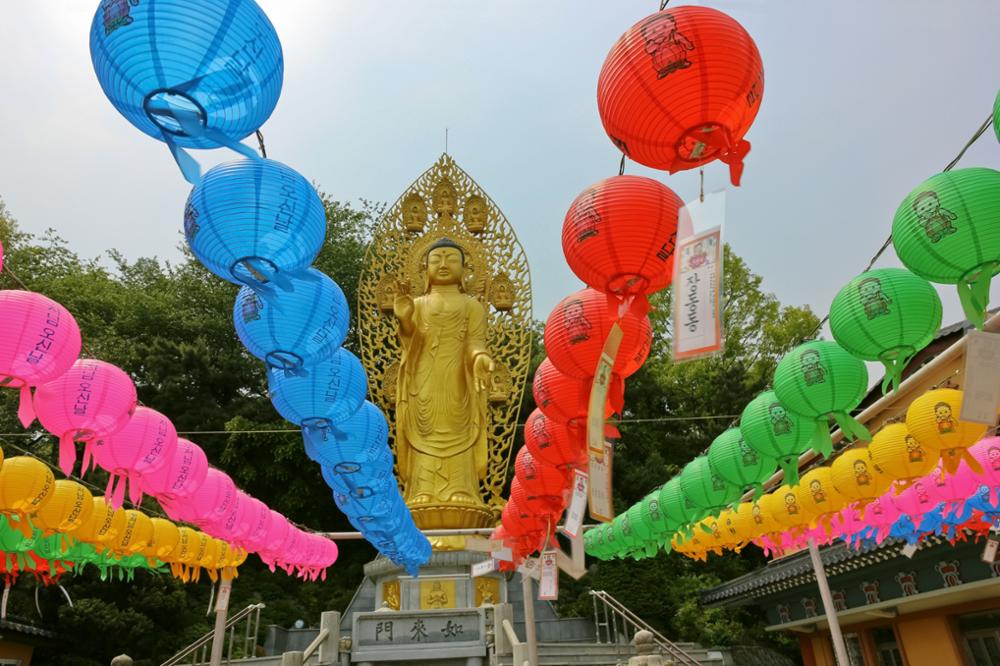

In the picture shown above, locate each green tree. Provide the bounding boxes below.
[0,195,386,665]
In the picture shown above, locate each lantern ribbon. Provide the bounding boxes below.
[879,350,918,395]
[778,455,800,487]
[58,433,77,477]
[831,412,872,445]
[17,385,34,428]
[810,420,835,460]
[146,86,262,186]
[958,263,997,330]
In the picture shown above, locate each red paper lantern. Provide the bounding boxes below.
[543,288,650,380]
[597,6,764,185]
[513,447,570,514]
[532,358,612,427]
[524,408,586,469]
[562,176,681,297]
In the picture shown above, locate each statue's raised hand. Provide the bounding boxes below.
[473,353,495,393]
[393,279,415,323]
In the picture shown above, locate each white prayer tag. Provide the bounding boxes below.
[961,330,1000,424]
[901,543,918,559]
[588,444,614,522]
[538,551,559,600]
[472,558,497,577]
[983,537,1000,564]
[492,546,514,562]
[563,470,589,538]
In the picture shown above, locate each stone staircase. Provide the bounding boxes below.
[494,640,723,666]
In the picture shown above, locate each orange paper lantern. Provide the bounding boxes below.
[597,6,764,185]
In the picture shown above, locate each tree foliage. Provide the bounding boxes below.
[0,197,815,662]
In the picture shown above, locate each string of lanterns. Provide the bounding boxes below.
[85,0,429,571]
[0,269,338,581]
[586,93,1000,561]
[493,4,766,564]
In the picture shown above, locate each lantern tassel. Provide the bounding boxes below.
[127,472,143,506]
[111,474,127,511]
[810,421,834,460]
[832,412,872,443]
[880,350,916,396]
[957,277,989,331]
[58,434,77,477]
[751,483,765,501]
[17,385,35,427]
[720,139,751,187]
[779,456,800,486]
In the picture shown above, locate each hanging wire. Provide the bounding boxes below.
[255,129,267,159]
[618,153,626,176]
[659,0,670,10]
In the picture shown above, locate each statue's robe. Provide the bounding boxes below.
[397,290,489,503]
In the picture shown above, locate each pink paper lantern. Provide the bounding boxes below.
[0,290,83,428]
[205,490,250,541]
[892,477,938,520]
[239,497,271,552]
[969,438,1000,487]
[142,438,208,501]
[927,462,980,512]
[90,406,178,509]
[257,511,291,570]
[34,359,137,476]
[862,495,901,543]
[168,468,237,528]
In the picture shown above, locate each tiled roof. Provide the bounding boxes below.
[0,616,58,639]
[700,535,948,607]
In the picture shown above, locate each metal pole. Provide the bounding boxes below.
[808,539,849,666]
[521,575,539,666]
[209,579,234,666]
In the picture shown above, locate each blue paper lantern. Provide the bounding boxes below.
[303,401,390,468]
[233,268,348,373]
[185,159,326,290]
[269,349,368,429]
[89,0,283,182]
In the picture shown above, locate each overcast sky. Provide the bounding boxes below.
[2,0,999,331]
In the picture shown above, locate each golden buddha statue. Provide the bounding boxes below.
[393,238,494,511]
[358,154,533,546]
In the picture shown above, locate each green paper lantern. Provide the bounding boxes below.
[773,341,871,460]
[612,512,641,558]
[658,477,691,546]
[0,516,37,571]
[634,491,669,554]
[625,504,654,558]
[892,167,1000,329]
[829,268,942,394]
[707,427,777,500]
[739,391,812,486]
[586,523,615,560]
[679,455,740,521]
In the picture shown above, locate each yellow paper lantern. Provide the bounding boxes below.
[868,422,936,489]
[830,447,890,502]
[793,468,844,528]
[715,508,742,551]
[145,518,181,561]
[731,500,768,544]
[111,510,153,556]
[0,456,55,536]
[33,479,93,536]
[761,485,806,531]
[906,388,986,473]
[75,497,126,546]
